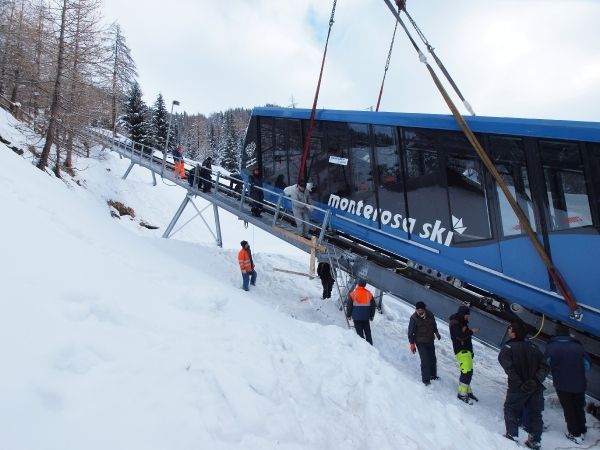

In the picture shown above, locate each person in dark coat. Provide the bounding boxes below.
[345,279,376,345]
[499,322,549,450]
[199,157,213,193]
[275,174,287,189]
[249,168,264,217]
[449,305,479,403]
[545,324,591,444]
[316,260,336,299]
[408,301,441,385]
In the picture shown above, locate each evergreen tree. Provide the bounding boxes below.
[220,112,239,171]
[106,22,137,136]
[151,93,169,150]
[207,123,217,162]
[120,81,150,148]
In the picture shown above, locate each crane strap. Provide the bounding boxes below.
[297,0,337,184]
[376,6,400,112]
[402,7,475,116]
[382,0,582,321]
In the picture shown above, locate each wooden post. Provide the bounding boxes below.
[309,236,317,277]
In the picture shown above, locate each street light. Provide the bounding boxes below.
[161,99,180,177]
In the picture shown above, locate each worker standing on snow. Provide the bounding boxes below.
[499,322,549,450]
[407,301,441,386]
[238,240,257,291]
[449,305,479,404]
[346,279,376,345]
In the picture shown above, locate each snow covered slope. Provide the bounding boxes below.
[0,109,597,449]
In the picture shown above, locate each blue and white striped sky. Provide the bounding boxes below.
[103,0,600,121]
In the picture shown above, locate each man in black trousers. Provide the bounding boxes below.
[545,324,591,445]
[499,322,549,450]
[407,301,441,385]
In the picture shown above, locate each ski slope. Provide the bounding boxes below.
[0,108,597,449]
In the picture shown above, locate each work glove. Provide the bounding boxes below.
[409,343,416,354]
[520,379,538,394]
[435,332,441,340]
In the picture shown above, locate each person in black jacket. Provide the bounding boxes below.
[249,168,264,217]
[545,324,591,444]
[408,301,441,385]
[449,305,479,403]
[316,260,336,299]
[499,322,549,450]
[199,157,213,193]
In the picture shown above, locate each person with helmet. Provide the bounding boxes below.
[449,305,479,403]
[407,301,441,385]
[237,241,257,291]
[283,181,313,238]
[345,279,376,345]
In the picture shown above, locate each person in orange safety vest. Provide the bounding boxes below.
[345,279,376,345]
[238,240,257,291]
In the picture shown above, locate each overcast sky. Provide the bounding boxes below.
[102,0,600,121]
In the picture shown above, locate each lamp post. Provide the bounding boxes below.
[161,99,180,177]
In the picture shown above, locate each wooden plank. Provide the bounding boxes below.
[273,268,315,279]
[272,226,326,252]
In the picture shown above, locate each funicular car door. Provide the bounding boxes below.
[488,135,550,290]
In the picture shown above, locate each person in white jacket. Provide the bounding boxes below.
[283,181,313,238]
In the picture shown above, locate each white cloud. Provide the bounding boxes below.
[103,0,600,121]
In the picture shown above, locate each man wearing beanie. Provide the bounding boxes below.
[449,305,479,404]
[237,241,257,291]
[499,322,549,450]
[407,301,441,385]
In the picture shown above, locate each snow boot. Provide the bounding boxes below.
[565,433,584,444]
[457,394,473,405]
[468,392,479,402]
[524,437,540,449]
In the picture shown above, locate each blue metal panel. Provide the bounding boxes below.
[252,107,600,143]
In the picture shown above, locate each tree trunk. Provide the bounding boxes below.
[37,0,68,171]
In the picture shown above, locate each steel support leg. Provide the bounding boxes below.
[213,203,223,248]
[122,161,135,180]
[162,194,191,238]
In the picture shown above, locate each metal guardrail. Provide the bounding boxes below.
[88,129,333,247]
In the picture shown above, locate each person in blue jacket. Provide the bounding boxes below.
[345,279,376,345]
[545,324,591,445]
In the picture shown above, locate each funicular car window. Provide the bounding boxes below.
[374,126,406,228]
[489,136,536,237]
[271,118,287,186]
[540,140,593,231]
[444,130,492,242]
[260,117,274,180]
[403,128,449,241]
[326,121,351,201]
[305,121,326,201]
[349,124,377,221]
[590,144,600,227]
[287,120,303,186]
